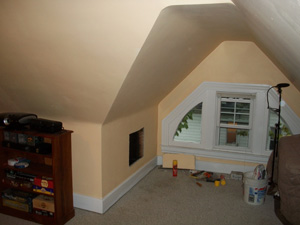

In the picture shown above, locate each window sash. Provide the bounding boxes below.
[218,96,252,129]
[217,95,253,148]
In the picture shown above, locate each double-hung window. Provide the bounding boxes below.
[217,94,252,148]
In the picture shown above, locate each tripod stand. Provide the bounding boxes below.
[267,83,289,193]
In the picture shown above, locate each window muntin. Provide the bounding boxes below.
[173,103,202,144]
[218,96,252,148]
[220,97,250,126]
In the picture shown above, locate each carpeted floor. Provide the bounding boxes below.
[0,167,282,225]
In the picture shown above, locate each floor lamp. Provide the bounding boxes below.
[267,83,290,190]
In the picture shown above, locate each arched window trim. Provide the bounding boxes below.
[162,82,300,164]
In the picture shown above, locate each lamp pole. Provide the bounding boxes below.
[269,83,289,187]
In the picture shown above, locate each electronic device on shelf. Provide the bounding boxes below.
[0,112,63,133]
[29,118,63,133]
[0,113,37,129]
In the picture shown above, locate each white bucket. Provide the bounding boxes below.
[243,171,268,205]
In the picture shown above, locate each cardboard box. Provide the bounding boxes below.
[44,157,52,166]
[163,153,195,169]
[2,188,33,203]
[33,195,55,212]
[230,171,243,180]
[3,198,31,212]
[33,185,54,196]
[34,177,54,189]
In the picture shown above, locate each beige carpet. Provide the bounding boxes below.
[0,167,282,225]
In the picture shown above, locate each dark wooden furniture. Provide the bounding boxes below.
[0,128,74,225]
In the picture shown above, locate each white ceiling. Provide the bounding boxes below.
[0,1,299,123]
[233,0,300,88]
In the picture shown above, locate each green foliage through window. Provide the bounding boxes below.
[174,103,202,144]
[175,111,193,136]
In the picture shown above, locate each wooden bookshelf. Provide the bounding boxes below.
[0,128,74,225]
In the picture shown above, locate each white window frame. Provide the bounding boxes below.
[161,82,300,164]
[216,93,253,151]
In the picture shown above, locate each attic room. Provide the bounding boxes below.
[1,0,300,224]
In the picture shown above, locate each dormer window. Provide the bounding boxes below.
[162,82,300,164]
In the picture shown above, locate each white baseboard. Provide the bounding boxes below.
[102,157,157,213]
[157,155,163,165]
[195,160,256,174]
[158,155,256,173]
[73,193,103,213]
[73,157,157,214]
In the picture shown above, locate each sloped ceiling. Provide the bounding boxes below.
[104,3,253,122]
[232,0,300,89]
[0,0,163,123]
[0,1,299,124]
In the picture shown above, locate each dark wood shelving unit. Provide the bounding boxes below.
[0,127,74,225]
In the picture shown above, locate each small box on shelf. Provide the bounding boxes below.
[33,185,54,196]
[1,189,36,213]
[32,195,55,213]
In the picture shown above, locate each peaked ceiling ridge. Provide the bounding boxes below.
[103,3,254,124]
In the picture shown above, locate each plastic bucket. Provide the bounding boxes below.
[243,171,268,205]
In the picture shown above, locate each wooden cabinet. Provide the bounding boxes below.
[0,128,74,225]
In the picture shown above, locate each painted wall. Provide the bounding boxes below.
[158,41,300,165]
[57,120,103,198]
[102,106,158,197]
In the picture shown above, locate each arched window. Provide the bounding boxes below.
[174,103,202,143]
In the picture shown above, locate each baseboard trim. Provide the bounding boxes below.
[195,160,256,173]
[73,157,157,214]
[102,157,157,213]
[158,155,257,173]
[73,193,103,213]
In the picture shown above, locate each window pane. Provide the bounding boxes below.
[220,99,250,126]
[220,113,234,124]
[219,128,249,147]
[236,102,250,113]
[267,110,291,150]
[221,101,234,113]
[235,114,249,125]
[174,103,202,143]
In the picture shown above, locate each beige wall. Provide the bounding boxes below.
[102,106,158,197]
[63,121,103,198]
[158,41,300,164]
[44,101,158,200]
